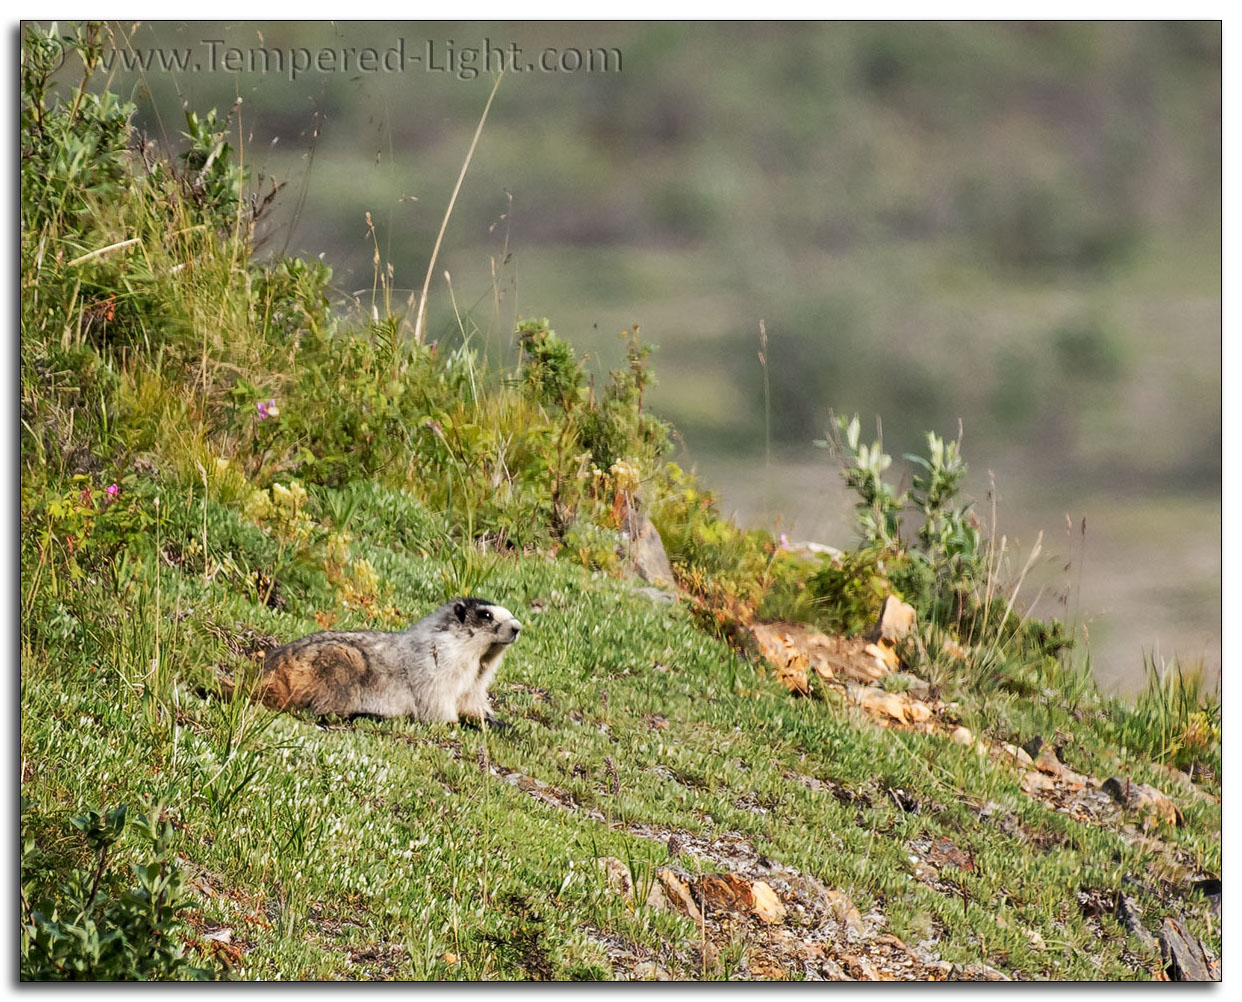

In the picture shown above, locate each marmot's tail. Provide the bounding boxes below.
[195,666,255,703]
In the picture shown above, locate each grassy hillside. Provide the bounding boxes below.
[20,24,1220,981]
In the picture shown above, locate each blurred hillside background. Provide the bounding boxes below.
[103,21,1220,694]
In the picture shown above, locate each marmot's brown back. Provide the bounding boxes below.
[259,637,373,716]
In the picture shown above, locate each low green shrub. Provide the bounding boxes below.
[21,802,219,981]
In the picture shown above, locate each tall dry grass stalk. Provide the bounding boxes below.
[413,72,503,346]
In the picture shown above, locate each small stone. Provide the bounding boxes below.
[633,514,675,589]
[1033,749,1064,777]
[751,624,812,695]
[953,962,1011,981]
[647,868,703,924]
[864,641,899,673]
[598,857,634,900]
[906,700,932,723]
[867,595,917,645]
[1021,770,1056,794]
[1159,917,1217,981]
[951,726,973,746]
[1115,894,1157,953]
[1102,778,1183,827]
[632,961,671,981]
[847,685,931,726]
[1001,743,1034,767]
[750,880,787,925]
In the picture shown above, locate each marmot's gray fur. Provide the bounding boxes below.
[256,597,521,723]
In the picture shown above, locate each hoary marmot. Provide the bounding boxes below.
[255,597,521,724]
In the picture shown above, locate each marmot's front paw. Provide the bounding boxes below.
[464,714,512,734]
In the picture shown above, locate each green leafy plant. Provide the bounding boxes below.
[516,319,585,411]
[178,106,245,232]
[20,802,219,981]
[818,414,907,547]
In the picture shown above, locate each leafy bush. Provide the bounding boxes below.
[516,319,584,410]
[20,23,136,233]
[20,802,219,981]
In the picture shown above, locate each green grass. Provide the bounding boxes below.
[20,481,1221,979]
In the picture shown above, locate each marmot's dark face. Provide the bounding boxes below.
[452,598,522,645]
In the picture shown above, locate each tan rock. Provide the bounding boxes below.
[749,881,787,925]
[1001,743,1034,767]
[647,868,704,923]
[822,888,870,937]
[867,595,917,645]
[751,623,887,685]
[1102,778,1183,827]
[865,641,899,673]
[846,684,932,726]
[1021,770,1056,794]
[633,514,675,589]
[950,726,973,746]
[632,962,671,981]
[598,857,633,901]
[906,700,933,723]
[751,624,812,695]
[1033,750,1064,777]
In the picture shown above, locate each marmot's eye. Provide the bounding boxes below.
[479,609,492,621]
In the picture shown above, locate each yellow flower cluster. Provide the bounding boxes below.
[609,459,641,494]
[243,480,313,543]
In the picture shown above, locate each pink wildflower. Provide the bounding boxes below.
[257,398,280,420]
[778,533,790,551]
[105,483,120,500]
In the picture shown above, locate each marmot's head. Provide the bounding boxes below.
[449,597,522,647]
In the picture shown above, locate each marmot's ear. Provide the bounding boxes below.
[454,601,467,623]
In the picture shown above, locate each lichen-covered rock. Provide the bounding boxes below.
[1102,777,1183,827]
